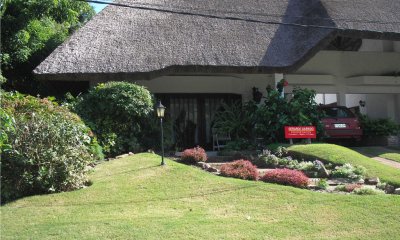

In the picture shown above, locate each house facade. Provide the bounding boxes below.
[34,0,400,148]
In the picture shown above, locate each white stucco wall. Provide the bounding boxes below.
[291,49,400,121]
[134,74,275,102]
[345,94,367,115]
[359,39,400,52]
[365,94,395,120]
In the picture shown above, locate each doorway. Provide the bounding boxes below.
[156,93,241,150]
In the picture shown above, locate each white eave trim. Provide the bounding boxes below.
[346,76,400,85]
[285,74,336,85]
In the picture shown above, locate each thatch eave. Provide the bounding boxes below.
[33,0,400,81]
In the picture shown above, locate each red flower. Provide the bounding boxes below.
[283,80,289,87]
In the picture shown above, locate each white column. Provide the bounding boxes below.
[387,94,396,120]
[337,91,346,106]
[274,73,284,86]
[396,94,400,123]
[274,73,285,98]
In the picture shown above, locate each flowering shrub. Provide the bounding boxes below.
[181,146,207,163]
[220,160,259,180]
[261,169,309,188]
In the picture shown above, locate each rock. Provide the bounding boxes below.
[394,188,400,195]
[206,166,219,173]
[327,178,362,185]
[357,179,365,184]
[365,177,380,185]
[315,160,329,178]
[385,184,396,194]
[128,152,134,155]
[196,161,207,168]
[116,154,128,159]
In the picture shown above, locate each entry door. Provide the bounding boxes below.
[156,94,241,150]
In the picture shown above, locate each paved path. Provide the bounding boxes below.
[372,157,400,169]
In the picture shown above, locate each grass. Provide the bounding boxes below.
[288,144,400,187]
[352,146,400,163]
[2,153,400,239]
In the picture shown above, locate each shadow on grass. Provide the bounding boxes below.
[6,184,260,209]
[351,146,399,158]
[1,164,161,206]
[94,164,161,180]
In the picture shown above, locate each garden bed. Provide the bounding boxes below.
[182,146,399,195]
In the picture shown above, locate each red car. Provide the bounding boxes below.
[319,106,362,140]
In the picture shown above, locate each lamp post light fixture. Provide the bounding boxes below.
[156,101,166,166]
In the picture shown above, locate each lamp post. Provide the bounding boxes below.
[156,101,166,166]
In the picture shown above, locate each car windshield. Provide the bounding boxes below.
[323,107,355,118]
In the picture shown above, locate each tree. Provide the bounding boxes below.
[1,0,95,93]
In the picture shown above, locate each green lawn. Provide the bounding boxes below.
[2,153,400,239]
[288,144,400,187]
[352,146,400,163]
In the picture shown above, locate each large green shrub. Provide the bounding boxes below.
[1,91,100,203]
[75,82,153,156]
[358,114,400,137]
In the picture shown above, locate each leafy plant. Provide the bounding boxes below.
[75,82,153,156]
[317,179,329,190]
[358,114,400,137]
[254,88,323,143]
[255,152,280,168]
[254,90,289,142]
[212,101,257,140]
[287,88,324,134]
[376,182,387,191]
[353,187,385,195]
[140,116,174,152]
[0,100,15,152]
[220,160,259,180]
[261,168,309,188]
[274,146,289,157]
[331,163,366,180]
[181,146,208,164]
[335,184,362,193]
[224,139,257,151]
[1,91,99,203]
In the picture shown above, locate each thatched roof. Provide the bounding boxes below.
[34,0,400,81]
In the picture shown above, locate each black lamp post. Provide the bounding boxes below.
[156,101,166,166]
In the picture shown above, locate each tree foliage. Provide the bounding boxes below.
[1,0,95,92]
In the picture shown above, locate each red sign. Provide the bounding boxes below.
[285,126,316,139]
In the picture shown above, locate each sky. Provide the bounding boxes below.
[90,0,112,13]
